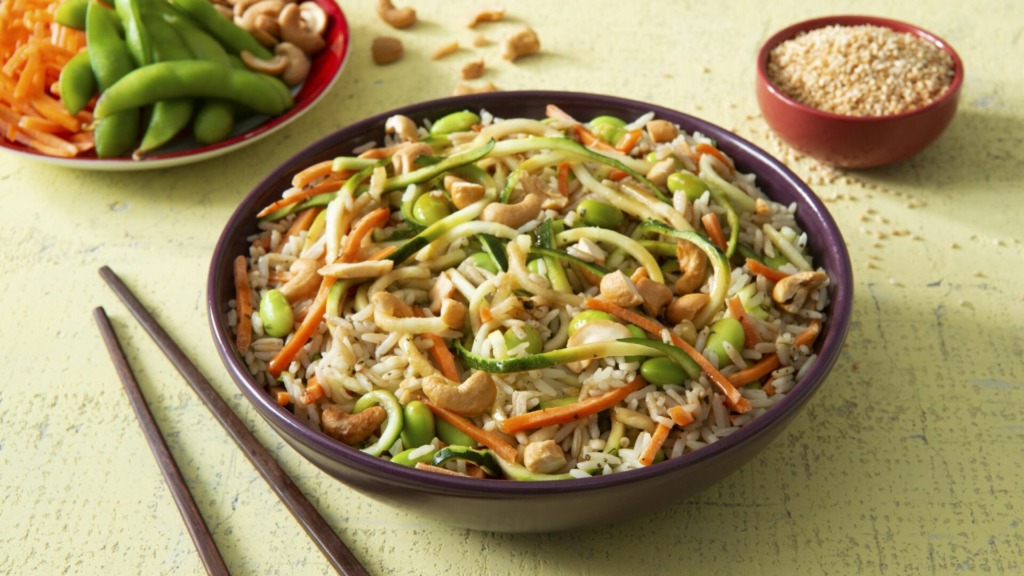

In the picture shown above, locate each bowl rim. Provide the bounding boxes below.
[756,14,964,123]
[208,90,854,496]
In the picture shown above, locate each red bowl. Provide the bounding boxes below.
[756,15,963,168]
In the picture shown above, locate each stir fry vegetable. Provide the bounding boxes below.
[231,106,831,480]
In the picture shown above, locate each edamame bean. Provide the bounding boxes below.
[411,193,451,226]
[436,417,474,447]
[430,110,481,136]
[504,325,542,355]
[87,0,140,158]
[259,289,294,337]
[93,60,292,119]
[640,356,688,387]
[400,400,435,449]
[193,100,235,144]
[589,115,626,145]
[55,0,89,30]
[170,0,273,59]
[469,252,498,274]
[576,199,623,229]
[704,317,745,366]
[135,13,197,156]
[567,310,614,336]
[59,50,96,115]
[114,0,152,67]
[666,171,709,202]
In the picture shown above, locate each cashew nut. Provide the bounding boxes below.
[452,81,499,96]
[439,298,466,330]
[371,290,414,318]
[524,440,567,474]
[465,6,505,28]
[421,371,496,416]
[501,26,540,62]
[385,114,419,143]
[636,277,673,316]
[241,50,289,75]
[279,2,326,54]
[674,239,707,294]
[444,175,484,209]
[646,157,677,187]
[566,320,633,373]
[278,257,321,303]
[772,271,828,313]
[480,191,544,229]
[275,42,311,86]
[298,1,327,36]
[321,405,387,446]
[390,142,433,174]
[645,119,678,143]
[665,293,710,325]
[236,0,284,46]
[375,0,416,29]
[599,270,643,308]
[460,58,485,80]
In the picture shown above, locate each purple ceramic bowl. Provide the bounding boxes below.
[208,91,853,532]
[756,15,963,168]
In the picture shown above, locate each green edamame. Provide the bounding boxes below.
[436,418,474,447]
[640,356,688,387]
[55,0,89,30]
[135,13,196,156]
[430,110,480,136]
[567,310,614,336]
[192,100,235,145]
[58,50,96,115]
[504,325,542,355]
[87,0,140,158]
[667,171,709,202]
[399,400,435,449]
[170,0,273,59]
[411,193,451,226]
[259,289,294,338]
[114,0,152,67]
[576,199,624,229]
[704,317,745,367]
[353,390,404,457]
[93,60,292,119]
[589,115,627,145]
[469,252,498,274]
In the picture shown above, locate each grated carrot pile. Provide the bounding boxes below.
[1,0,93,157]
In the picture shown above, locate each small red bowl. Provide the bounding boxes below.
[756,15,963,168]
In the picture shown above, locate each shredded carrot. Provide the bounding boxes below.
[701,212,727,252]
[573,124,617,153]
[273,207,320,253]
[275,391,292,406]
[639,422,672,466]
[607,168,628,181]
[761,378,776,396]
[340,207,390,263]
[583,298,752,413]
[667,405,695,427]
[413,306,460,381]
[291,159,337,188]
[499,376,646,434]
[614,128,642,154]
[544,103,576,123]
[794,319,822,348]
[726,296,760,348]
[745,257,790,284]
[556,162,571,196]
[302,375,324,404]
[233,255,253,354]
[728,320,821,386]
[424,400,520,464]
[256,173,347,218]
[693,142,735,178]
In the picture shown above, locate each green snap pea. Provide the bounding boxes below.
[58,50,96,115]
[411,193,451,226]
[430,110,481,136]
[589,115,626,145]
[640,356,688,387]
[259,289,294,338]
[576,199,624,229]
[704,317,745,367]
[399,400,435,449]
[504,325,542,355]
[436,417,474,447]
[192,100,235,145]
[353,390,404,457]
[55,0,89,30]
[469,252,498,274]
[390,446,436,467]
[93,60,292,119]
[170,0,273,59]
[567,310,614,336]
[667,171,709,202]
[87,0,140,158]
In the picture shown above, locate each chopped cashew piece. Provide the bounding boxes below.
[565,320,632,372]
[278,258,321,303]
[480,191,544,228]
[385,115,420,142]
[501,27,540,61]
[772,271,828,313]
[452,81,499,96]
[322,405,387,446]
[439,299,466,329]
[674,239,707,294]
[524,440,567,474]
[432,41,460,60]
[665,293,710,325]
[318,260,395,279]
[279,3,326,54]
[460,58,486,80]
[645,119,679,143]
[599,270,643,308]
[465,6,505,28]
[375,0,416,29]
[421,371,497,416]
[444,175,485,209]
[636,277,673,316]
[646,157,677,187]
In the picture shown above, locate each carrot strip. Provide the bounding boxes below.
[273,207,319,253]
[607,169,628,181]
[573,124,617,153]
[544,103,576,123]
[413,306,460,381]
[614,128,642,154]
[291,159,336,188]
[275,391,292,406]
[424,400,520,464]
[233,255,253,354]
[583,298,751,413]
[701,212,727,252]
[639,422,672,466]
[745,257,790,284]
[256,173,346,218]
[794,319,822,348]
[727,296,760,348]
[667,405,695,427]
[728,355,780,387]
[499,376,646,434]
[694,142,735,178]
[556,162,571,196]
[340,207,390,263]
[302,375,324,404]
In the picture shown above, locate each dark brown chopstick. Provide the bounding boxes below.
[99,266,369,576]
[93,306,230,576]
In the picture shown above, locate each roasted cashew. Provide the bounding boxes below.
[645,119,678,143]
[371,290,414,318]
[465,6,505,28]
[444,175,484,209]
[298,1,327,35]
[566,320,633,373]
[421,371,496,416]
[674,239,707,294]
[241,49,289,75]
[385,114,419,143]
[375,0,416,29]
[275,42,311,85]
[452,82,499,96]
[772,271,828,313]
[277,257,321,303]
[390,142,433,174]
[279,3,326,54]
[646,157,677,187]
[599,270,643,308]
[665,293,710,325]
[501,26,540,62]
[236,0,284,45]
[321,405,387,446]
[480,191,543,228]
[524,440,566,474]
[636,277,673,316]
[439,298,466,330]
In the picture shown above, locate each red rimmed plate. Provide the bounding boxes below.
[0,0,349,170]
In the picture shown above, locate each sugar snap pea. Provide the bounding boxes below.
[93,60,293,119]
[58,50,96,115]
[87,0,140,158]
[170,0,273,59]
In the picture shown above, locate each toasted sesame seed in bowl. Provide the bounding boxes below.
[755,15,963,168]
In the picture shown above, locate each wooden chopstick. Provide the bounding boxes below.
[99,266,369,576]
[93,306,230,576]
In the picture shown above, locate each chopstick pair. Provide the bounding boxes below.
[94,266,369,576]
